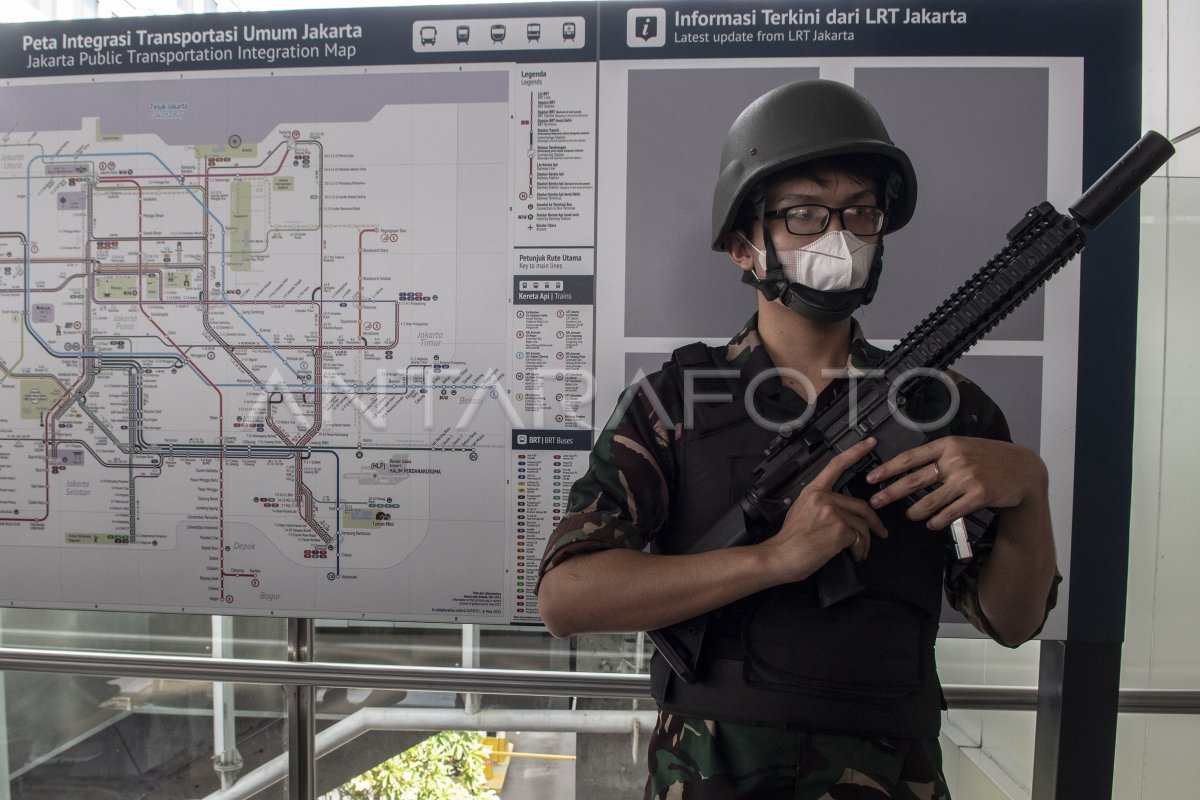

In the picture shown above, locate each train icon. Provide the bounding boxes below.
[417,18,579,49]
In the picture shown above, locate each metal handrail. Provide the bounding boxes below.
[0,646,649,698]
[1,646,1198,712]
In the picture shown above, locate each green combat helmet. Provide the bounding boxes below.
[711,79,918,322]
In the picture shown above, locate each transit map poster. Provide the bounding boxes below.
[0,1,1141,638]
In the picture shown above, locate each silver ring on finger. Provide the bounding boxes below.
[932,461,944,483]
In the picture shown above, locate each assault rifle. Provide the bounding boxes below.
[649,131,1177,684]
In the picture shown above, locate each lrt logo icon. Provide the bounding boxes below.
[627,8,666,47]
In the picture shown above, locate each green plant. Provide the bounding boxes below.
[330,730,499,800]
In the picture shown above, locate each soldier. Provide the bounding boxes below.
[537,80,1059,799]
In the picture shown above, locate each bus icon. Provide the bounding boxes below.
[419,26,436,45]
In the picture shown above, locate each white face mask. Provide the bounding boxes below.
[743,230,878,292]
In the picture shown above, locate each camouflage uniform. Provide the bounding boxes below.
[538,316,1057,799]
[647,713,948,799]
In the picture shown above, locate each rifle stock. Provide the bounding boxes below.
[648,131,1175,683]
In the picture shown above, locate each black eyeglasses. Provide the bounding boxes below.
[760,204,887,237]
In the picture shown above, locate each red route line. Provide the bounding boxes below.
[66,145,362,592]
[264,399,295,447]
[287,170,331,556]
[106,177,228,600]
[296,476,332,544]
[3,148,326,598]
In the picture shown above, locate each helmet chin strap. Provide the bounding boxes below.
[740,194,887,323]
[779,281,870,323]
[737,193,788,301]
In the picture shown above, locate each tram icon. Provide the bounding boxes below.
[490,23,507,43]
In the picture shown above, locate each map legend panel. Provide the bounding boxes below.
[508,430,590,622]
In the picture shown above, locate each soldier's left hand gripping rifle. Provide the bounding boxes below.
[649,129,1189,684]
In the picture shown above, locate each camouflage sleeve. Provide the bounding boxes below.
[941,377,1061,643]
[536,369,682,585]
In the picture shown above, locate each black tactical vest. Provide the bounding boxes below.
[648,342,948,737]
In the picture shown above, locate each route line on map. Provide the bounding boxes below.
[12,135,498,598]
[26,151,302,383]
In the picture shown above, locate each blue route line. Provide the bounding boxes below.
[211,382,493,389]
[24,150,470,584]
[26,150,301,383]
[110,356,466,581]
[212,363,498,391]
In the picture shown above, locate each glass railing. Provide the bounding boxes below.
[2,606,1200,799]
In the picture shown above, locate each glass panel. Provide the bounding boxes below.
[312,690,466,797]
[940,712,1037,800]
[306,626,654,798]
[1115,714,1200,798]
[1122,149,1200,791]
[308,687,654,800]
[0,608,287,659]
[312,620,576,673]
[938,636,1040,788]
[314,621,471,669]
[2,670,287,799]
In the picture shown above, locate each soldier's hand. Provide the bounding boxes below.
[866,435,1049,530]
[760,437,888,584]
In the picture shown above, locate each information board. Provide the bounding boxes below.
[0,1,1142,637]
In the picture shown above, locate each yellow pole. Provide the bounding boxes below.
[501,751,576,762]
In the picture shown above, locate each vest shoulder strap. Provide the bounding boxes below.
[662,341,749,435]
[668,340,714,370]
